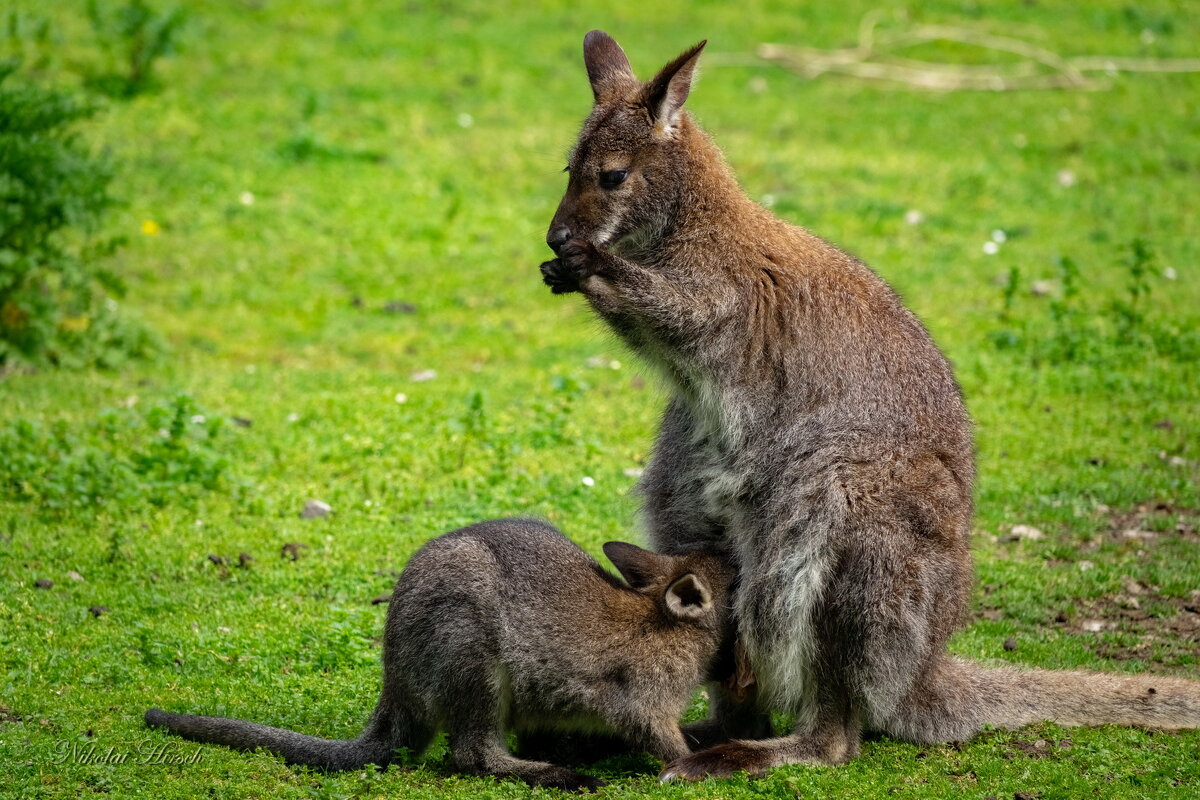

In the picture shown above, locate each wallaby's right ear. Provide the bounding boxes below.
[641,39,706,130]
[603,541,663,589]
[665,573,713,620]
[583,30,636,103]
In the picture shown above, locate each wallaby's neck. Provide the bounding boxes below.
[667,118,767,258]
[620,117,764,266]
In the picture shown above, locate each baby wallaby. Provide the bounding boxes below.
[145,519,734,791]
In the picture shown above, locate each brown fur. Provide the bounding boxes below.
[540,31,1200,780]
[147,520,735,791]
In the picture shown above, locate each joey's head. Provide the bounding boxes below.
[547,31,706,258]
[602,541,733,640]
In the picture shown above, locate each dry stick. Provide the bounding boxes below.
[755,12,1200,91]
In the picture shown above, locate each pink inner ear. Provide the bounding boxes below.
[667,573,712,618]
[642,40,706,124]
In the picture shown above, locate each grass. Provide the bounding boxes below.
[1,1,1198,798]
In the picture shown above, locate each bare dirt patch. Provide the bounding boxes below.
[1084,502,1200,549]
[1055,586,1200,665]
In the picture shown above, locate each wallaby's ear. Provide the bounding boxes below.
[665,573,713,620]
[603,541,663,589]
[641,40,706,129]
[583,30,637,103]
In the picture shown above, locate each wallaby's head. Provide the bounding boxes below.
[602,540,731,632]
[547,31,706,257]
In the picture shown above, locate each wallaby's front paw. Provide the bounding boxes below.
[541,239,602,295]
[540,258,579,295]
[558,239,600,277]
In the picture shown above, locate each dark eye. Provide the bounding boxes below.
[599,169,629,189]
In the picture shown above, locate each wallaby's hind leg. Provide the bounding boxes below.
[414,570,603,791]
[450,712,604,792]
[662,692,861,780]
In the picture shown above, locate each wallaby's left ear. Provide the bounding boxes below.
[641,39,706,129]
[603,541,665,589]
[665,573,713,619]
[584,30,637,103]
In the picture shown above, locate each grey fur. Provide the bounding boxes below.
[540,30,1200,779]
[145,519,734,791]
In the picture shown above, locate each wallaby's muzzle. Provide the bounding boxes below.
[546,224,571,253]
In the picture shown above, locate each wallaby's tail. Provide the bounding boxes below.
[145,696,428,771]
[889,655,1200,744]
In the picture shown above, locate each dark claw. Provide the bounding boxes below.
[540,258,579,294]
[557,239,597,277]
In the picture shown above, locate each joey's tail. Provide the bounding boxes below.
[144,695,430,771]
[890,655,1200,744]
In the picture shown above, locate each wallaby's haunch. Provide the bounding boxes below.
[540,31,1200,780]
[146,519,734,791]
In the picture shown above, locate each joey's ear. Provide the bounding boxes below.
[641,39,706,129]
[603,541,663,589]
[583,30,637,103]
[664,573,713,620]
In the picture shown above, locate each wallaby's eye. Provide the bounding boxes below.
[599,169,629,190]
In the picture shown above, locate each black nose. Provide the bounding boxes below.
[546,226,571,253]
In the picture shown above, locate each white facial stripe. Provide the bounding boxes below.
[593,206,624,248]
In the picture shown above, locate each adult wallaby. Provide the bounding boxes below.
[539,31,1200,779]
[146,519,735,791]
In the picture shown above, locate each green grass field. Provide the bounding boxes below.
[2,1,1198,798]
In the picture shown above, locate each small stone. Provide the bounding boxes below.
[623,467,645,478]
[1010,525,1045,540]
[34,579,53,590]
[1078,560,1094,571]
[904,209,924,225]
[301,499,332,519]
[411,369,437,383]
[1003,637,1018,651]
[1080,619,1106,632]
[1122,576,1148,594]
[233,416,253,428]
[66,571,84,582]
[581,476,595,487]
[1030,280,1054,296]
